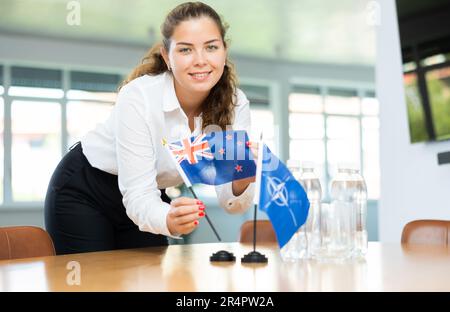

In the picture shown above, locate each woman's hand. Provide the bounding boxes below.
[166,197,205,236]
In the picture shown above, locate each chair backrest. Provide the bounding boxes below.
[0,226,55,260]
[401,220,450,246]
[239,220,277,244]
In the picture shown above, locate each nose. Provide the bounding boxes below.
[193,50,207,67]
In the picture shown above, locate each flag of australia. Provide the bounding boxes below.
[167,130,256,185]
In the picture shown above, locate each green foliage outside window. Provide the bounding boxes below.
[404,74,429,143]
[427,69,450,140]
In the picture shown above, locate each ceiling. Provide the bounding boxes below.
[0,0,376,66]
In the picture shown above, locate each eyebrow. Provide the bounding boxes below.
[176,39,220,46]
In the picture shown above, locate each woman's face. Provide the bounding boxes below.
[162,16,227,96]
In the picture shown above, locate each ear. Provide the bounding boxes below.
[160,46,170,68]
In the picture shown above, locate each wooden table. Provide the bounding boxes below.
[0,242,449,291]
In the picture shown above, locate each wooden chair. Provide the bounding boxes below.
[401,220,450,246]
[238,220,277,244]
[0,226,55,260]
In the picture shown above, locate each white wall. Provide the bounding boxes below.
[377,0,450,243]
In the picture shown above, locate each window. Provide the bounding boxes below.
[327,116,361,173]
[240,84,276,153]
[11,100,61,201]
[289,87,326,190]
[289,86,379,200]
[67,71,119,146]
[362,114,380,199]
[67,100,114,147]
[250,109,275,152]
[325,89,362,176]
[8,67,64,202]
[9,66,63,99]
[0,65,123,205]
[325,89,360,115]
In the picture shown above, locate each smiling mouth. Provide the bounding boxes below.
[189,71,212,80]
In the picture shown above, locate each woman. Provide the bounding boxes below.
[45,1,255,255]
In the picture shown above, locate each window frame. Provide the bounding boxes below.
[0,64,124,208]
[288,78,378,201]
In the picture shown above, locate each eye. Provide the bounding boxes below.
[179,47,191,53]
[206,45,219,51]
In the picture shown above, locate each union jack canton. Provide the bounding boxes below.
[166,130,256,186]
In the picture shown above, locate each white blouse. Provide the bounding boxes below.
[81,72,255,237]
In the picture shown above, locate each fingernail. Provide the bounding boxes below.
[198,204,205,210]
[199,212,205,217]
[196,200,203,205]
[194,220,199,226]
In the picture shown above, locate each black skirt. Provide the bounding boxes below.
[44,142,169,255]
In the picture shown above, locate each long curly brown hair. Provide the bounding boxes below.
[120,2,237,131]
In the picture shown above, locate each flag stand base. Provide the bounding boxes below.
[210,250,236,262]
[241,251,268,263]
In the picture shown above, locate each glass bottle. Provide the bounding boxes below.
[298,162,322,259]
[328,163,356,260]
[351,167,368,257]
[280,160,307,261]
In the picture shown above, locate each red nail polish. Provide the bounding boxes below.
[199,212,205,217]
[198,204,205,209]
[196,200,203,205]
[194,220,199,225]
[199,207,205,211]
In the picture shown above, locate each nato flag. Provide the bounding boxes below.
[258,144,310,248]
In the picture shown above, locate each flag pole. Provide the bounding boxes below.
[252,203,257,252]
[187,186,221,241]
[163,138,234,262]
[162,138,221,241]
[252,132,264,253]
[242,133,268,263]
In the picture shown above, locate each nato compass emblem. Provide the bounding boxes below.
[266,176,298,227]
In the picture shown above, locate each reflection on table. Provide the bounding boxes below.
[0,242,449,291]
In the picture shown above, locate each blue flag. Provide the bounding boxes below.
[166,130,256,186]
[258,144,310,248]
